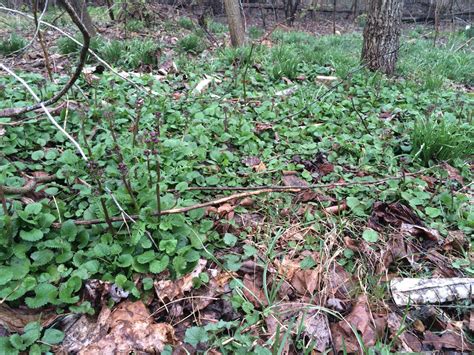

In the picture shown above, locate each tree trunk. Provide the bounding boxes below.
[223,0,245,47]
[361,0,403,75]
[66,0,96,36]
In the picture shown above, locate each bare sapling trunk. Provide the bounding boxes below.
[106,0,115,21]
[285,0,301,25]
[361,0,403,75]
[69,0,96,36]
[223,0,245,47]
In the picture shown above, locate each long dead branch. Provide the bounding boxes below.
[0,0,90,118]
[51,169,431,228]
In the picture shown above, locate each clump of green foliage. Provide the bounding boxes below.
[399,32,474,89]
[269,45,300,80]
[57,35,104,55]
[0,34,27,56]
[101,40,125,65]
[208,20,227,34]
[249,26,264,40]
[410,115,474,165]
[125,19,145,32]
[178,16,194,30]
[98,38,160,68]
[178,33,206,54]
[0,321,64,354]
[219,45,266,66]
[125,38,160,67]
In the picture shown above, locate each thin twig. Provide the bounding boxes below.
[33,0,53,80]
[350,96,371,135]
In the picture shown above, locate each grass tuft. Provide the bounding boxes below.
[125,38,160,67]
[125,19,145,32]
[269,45,300,80]
[57,35,104,55]
[101,40,125,65]
[178,17,194,30]
[178,33,206,54]
[0,34,27,56]
[410,115,474,165]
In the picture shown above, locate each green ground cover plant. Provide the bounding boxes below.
[0,14,472,353]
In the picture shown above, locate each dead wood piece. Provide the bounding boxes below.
[3,174,56,195]
[391,278,474,306]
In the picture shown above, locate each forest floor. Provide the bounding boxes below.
[0,4,473,354]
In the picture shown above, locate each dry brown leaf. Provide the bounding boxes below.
[282,174,309,187]
[422,330,473,351]
[242,273,267,308]
[291,269,319,295]
[0,304,58,334]
[69,301,176,354]
[317,162,334,176]
[275,257,301,280]
[154,259,207,301]
[255,161,267,172]
[387,313,422,352]
[369,202,424,231]
[330,295,377,353]
[299,310,331,353]
[443,163,464,185]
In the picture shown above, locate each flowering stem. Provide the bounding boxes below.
[80,120,114,234]
[155,153,161,223]
[105,112,139,212]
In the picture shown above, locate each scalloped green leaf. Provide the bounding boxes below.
[19,228,43,242]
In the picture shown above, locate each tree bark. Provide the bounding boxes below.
[68,0,96,36]
[223,0,245,47]
[361,0,403,75]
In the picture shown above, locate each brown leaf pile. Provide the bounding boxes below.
[59,301,176,354]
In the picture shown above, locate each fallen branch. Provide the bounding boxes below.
[3,175,56,195]
[52,188,299,227]
[0,0,90,118]
[391,278,474,306]
[170,168,436,192]
[51,168,433,228]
